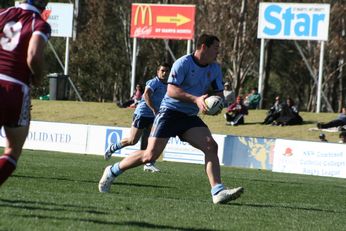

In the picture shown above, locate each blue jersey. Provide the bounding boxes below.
[160,54,223,115]
[134,76,167,118]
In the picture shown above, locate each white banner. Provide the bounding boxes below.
[15,2,74,37]
[163,134,226,165]
[258,3,330,41]
[273,139,346,178]
[0,121,88,154]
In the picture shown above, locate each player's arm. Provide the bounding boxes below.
[143,87,157,115]
[167,84,208,112]
[27,34,47,86]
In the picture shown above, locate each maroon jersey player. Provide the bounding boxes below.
[0,0,51,186]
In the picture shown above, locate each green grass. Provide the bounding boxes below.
[1,101,346,230]
[1,150,346,230]
[31,100,341,142]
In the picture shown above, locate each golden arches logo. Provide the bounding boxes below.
[134,5,152,26]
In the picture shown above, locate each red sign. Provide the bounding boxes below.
[130,4,195,40]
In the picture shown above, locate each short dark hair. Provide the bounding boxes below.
[157,62,171,71]
[196,34,220,49]
[23,0,48,11]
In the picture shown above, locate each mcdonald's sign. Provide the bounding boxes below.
[133,4,153,26]
[130,4,195,40]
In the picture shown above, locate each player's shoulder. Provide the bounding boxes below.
[146,76,159,85]
[174,54,192,65]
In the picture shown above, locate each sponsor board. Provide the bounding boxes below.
[223,136,275,170]
[258,3,330,41]
[130,3,195,40]
[163,134,226,165]
[273,139,346,178]
[15,2,74,37]
[0,121,88,153]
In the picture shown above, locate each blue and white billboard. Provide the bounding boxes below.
[258,3,330,41]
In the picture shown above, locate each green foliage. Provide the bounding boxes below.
[16,0,344,110]
[1,150,346,230]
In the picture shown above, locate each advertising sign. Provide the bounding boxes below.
[15,2,74,37]
[130,3,195,40]
[258,3,330,41]
[273,139,346,178]
[0,121,88,154]
[223,136,275,170]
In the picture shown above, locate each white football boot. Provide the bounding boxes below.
[98,166,115,193]
[143,163,160,172]
[104,144,115,160]
[212,187,244,204]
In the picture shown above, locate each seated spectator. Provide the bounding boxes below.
[262,96,282,125]
[339,131,346,144]
[245,87,261,109]
[272,97,303,126]
[224,96,248,126]
[317,107,346,130]
[223,82,235,107]
[120,84,143,108]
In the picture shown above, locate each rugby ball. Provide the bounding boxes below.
[205,96,223,115]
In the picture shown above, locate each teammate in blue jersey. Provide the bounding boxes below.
[99,34,244,204]
[104,63,170,172]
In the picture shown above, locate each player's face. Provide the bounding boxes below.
[205,40,219,64]
[157,66,170,82]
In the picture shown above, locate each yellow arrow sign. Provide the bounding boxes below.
[156,14,191,26]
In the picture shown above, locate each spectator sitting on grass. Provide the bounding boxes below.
[223,82,235,107]
[317,107,346,131]
[120,84,143,108]
[272,97,303,126]
[224,96,248,126]
[245,87,261,109]
[262,95,282,125]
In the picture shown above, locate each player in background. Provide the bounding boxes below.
[0,0,51,186]
[99,33,244,204]
[104,63,170,172]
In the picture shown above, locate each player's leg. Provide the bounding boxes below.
[141,126,160,172]
[0,125,29,186]
[99,136,168,192]
[120,136,168,171]
[104,125,143,160]
[181,127,221,186]
[181,126,244,204]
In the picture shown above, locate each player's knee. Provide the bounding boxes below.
[205,139,218,154]
[4,148,21,160]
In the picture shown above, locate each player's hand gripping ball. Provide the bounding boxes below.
[204,96,224,115]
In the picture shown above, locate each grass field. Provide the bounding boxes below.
[1,149,346,230]
[1,100,345,230]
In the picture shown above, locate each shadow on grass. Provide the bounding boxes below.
[0,198,108,215]
[2,197,215,230]
[14,214,216,231]
[229,202,344,214]
[12,174,174,189]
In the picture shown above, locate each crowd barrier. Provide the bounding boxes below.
[0,121,345,178]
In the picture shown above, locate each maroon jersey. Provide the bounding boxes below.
[0,3,51,85]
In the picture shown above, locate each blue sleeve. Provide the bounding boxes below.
[167,58,188,86]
